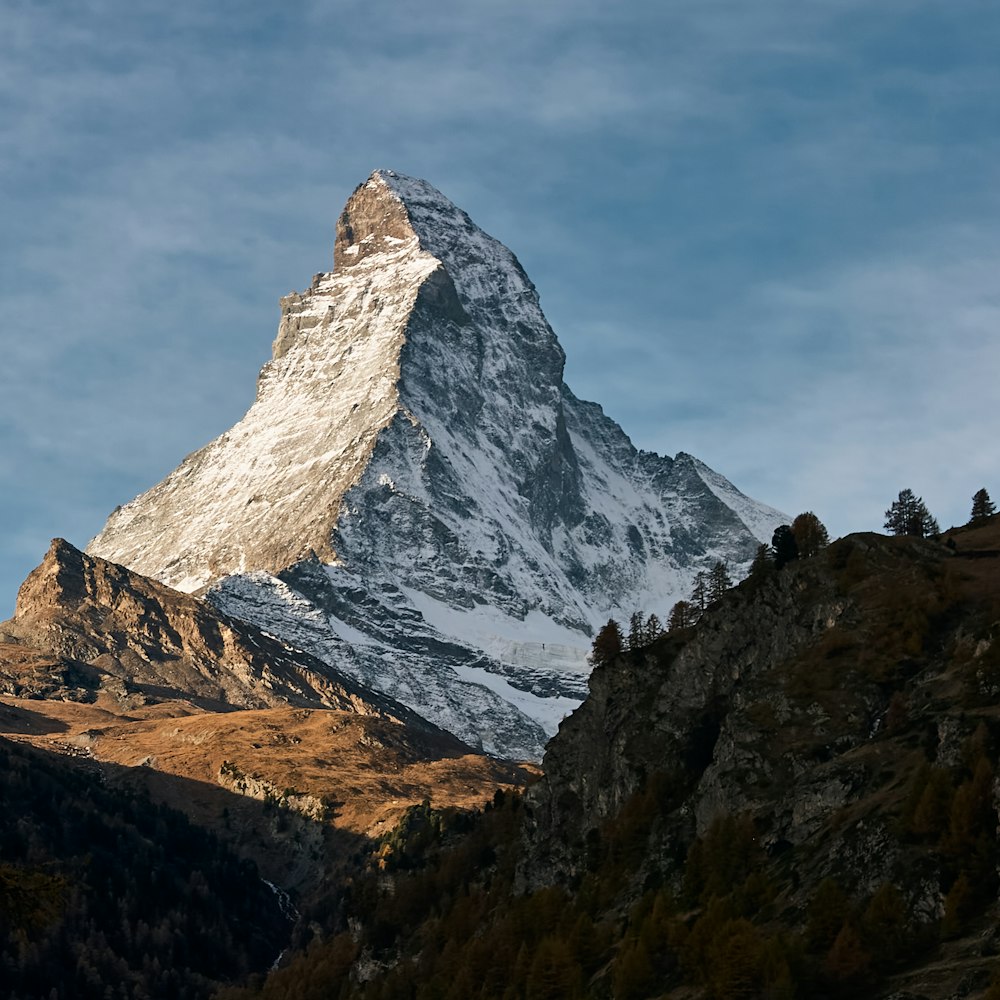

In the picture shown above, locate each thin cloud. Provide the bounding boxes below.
[2,0,999,617]
[615,225,1000,538]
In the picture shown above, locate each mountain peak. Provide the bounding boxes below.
[15,536,90,617]
[333,170,421,272]
[87,171,786,758]
[371,169,451,214]
[332,169,474,271]
[339,170,543,322]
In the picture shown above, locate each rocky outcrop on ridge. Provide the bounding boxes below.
[1,538,429,726]
[521,521,1000,932]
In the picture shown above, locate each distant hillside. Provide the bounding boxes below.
[0,540,533,895]
[0,538,429,725]
[222,518,1000,1000]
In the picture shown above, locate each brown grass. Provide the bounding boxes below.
[0,697,536,889]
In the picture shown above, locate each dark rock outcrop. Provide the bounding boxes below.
[2,538,436,728]
[522,524,1000,934]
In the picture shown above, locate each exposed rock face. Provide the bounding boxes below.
[520,525,1000,920]
[87,170,785,759]
[0,643,99,702]
[3,539,429,726]
[522,543,855,886]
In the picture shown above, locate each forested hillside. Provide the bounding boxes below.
[220,517,1000,1000]
[0,738,290,999]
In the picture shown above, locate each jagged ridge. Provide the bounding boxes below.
[1,538,430,727]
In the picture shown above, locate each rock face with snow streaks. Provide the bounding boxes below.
[88,170,785,759]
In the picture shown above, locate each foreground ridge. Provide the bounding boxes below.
[223,520,1000,999]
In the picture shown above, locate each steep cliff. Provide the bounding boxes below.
[514,519,1000,994]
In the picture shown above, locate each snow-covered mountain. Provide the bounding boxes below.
[88,170,786,759]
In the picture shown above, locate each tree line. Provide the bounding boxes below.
[0,737,290,999]
[592,487,997,667]
[884,486,996,538]
[591,511,831,666]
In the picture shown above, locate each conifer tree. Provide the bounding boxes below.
[884,489,939,537]
[861,883,908,969]
[592,619,624,666]
[823,921,870,985]
[771,525,798,569]
[791,511,830,557]
[708,561,732,601]
[691,572,709,612]
[746,543,774,586]
[970,488,996,525]
[627,610,646,651]
[667,600,696,631]
[644,613,663,644]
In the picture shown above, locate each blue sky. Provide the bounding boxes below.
[2,0,999,616]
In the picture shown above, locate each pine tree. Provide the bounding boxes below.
[643,613,663,644]
[745,543,774,587]
[691,572,709,612]
[791,511,830,557]
[771,525,798,569]
[884,489,939,537]
[970,488,996,525]
[591,619,624,667]
[708,561,732,601]
[627,611,645,651]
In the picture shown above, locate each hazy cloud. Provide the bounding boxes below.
[2,0,998,613]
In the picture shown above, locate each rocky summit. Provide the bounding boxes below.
[87,170,785,759]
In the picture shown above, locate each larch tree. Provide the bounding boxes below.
[668,600,697,631]
[791,511,830,557]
